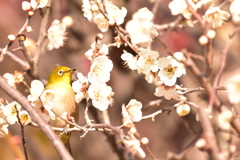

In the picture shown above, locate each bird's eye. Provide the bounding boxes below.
[58,69,64,76]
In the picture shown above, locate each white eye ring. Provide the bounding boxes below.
[58,69,64,76]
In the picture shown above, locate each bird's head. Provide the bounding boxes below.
[46,66,75,87]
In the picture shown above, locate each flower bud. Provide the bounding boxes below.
[8,34,16,41]
[96,33,104,40]
[62,16,73,28]
[207,30,216,39]
[25,25,33,33]
[28,11,34,16]
[22,1,31,11]
[199,35,208,45]
[141,137,149,145]
[195,138,206,149]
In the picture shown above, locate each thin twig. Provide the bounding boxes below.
[15,105,29,160]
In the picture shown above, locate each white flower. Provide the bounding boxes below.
[169,0,211,19]
[19,110,32,125]
[40,89,55,120]
[158,56,186,86]
[82,0,94,21]
[85,41,109,61]
[72,73,89,103]
[168,0,194,19]
[145,72,156,83]
[30,0,48,9]
[105,2,127,25]
[126,7,158,47]
[47,19,67,50]
[203,7,230,28]
[88,56,113,83]
[0,124,9,138]
[123,136,146,158]
[2,102,21,124]
[137,48,159,74]
[3,73,15,88]
[122,99,142,125]
[176,104,190,116]
[3,71,24,88]
[88,82,114,111]
[226,74,240,104]
[121,51,138,70]
[28,80,44,104]
[93,2,127,32]
[154,84,178,100]
[94,13,109,32]
[230,0,240,24]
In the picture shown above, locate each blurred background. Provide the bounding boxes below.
[0,0,240,160]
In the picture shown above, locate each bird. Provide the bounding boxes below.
[44,66,79,152]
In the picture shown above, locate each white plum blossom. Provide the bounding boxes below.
[126,7,158,47]
[105,2,127,25]
[47,20,67,50]
[3,73,15,88]
[158,56,186,86]
[84,1,127,32]
[85,41,109,61]
[30,0,48,9]
[0,105,9,138]
[230,0,240,24]
[72,73,89,103]
[2,102,21,124]
[122,99,143,125]
[19,110,32,125]
[154,84,178,100]
[28,80,44,103]
[3,71,24,88]
[123,136,146,158]
[0,123,9,138]
[121,51,138,70]
[226,74,240,104]
[137,48,159,74]
[40,89,55,120]
[203,7,230,28]
[94,14,109,32]
[88,82,114,111]
[88,56,113,83]
[168,0,196,19]
[169,0,212,19]
[82,0,95,21]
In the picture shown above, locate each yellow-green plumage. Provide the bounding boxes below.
[45,66,79,149]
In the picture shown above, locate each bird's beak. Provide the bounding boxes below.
[66,69,76,73]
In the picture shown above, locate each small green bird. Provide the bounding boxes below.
[45,66,79,151]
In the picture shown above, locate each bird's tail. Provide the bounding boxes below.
[56,131,72,154]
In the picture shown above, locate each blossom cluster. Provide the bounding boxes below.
[72,40,114,111]
[0,101,31,138]
[122,49,186,100]
[82,0,127,32]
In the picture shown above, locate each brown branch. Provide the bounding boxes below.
[0,48,30,70]
[207,25,240,111]
[32,0,52,78]
[197,106,222,160]
[0,76,74,160]
[155,16,183,31]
